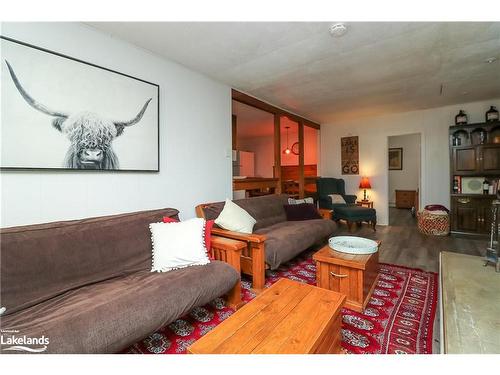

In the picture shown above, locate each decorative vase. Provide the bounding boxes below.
[455,110,468,125]
[485,106,499,122]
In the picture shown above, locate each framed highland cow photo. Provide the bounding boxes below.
[0,36,160,171]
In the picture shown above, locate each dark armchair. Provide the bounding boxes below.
[316,177,376,232]
[316,177,357,210]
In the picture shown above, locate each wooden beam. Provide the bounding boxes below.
[232,89,320,129]
[232,115,237,150]
[274,114,282,194]
[298,121,305,198]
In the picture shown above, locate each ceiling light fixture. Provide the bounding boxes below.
[329,23,348,37]
[283,126,292,155]
[485,57,497,64]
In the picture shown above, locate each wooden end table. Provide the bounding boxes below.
[356,200,374,208]
[187,278,346,354]
[313,242,380,312]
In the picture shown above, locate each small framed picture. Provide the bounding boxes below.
[389,148,403,170]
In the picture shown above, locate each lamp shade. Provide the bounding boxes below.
[359,176,371,189]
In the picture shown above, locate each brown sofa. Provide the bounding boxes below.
[196,194,336,291]
[0,208,242,354]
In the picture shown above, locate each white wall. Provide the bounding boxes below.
[388,134,421,206]
[321,98,500,225]
[0,23,232,227]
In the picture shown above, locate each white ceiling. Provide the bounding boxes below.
[87,22,500,124]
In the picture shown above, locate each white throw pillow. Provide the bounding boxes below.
[215,199,256,234]
[288,197,314,205]
[150,218,210,273]
[329,194,346,204]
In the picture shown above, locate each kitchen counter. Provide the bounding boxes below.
[233,177,278,192]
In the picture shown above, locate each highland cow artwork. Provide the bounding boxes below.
[0,36,159,171]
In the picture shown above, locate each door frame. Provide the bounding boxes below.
[387,132,423,220]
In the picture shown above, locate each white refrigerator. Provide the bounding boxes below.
[232,150,255,177]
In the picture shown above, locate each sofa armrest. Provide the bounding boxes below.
[344,194,357,204]
[210,236,245,309]
[210,236,244,271]
[318,208,333,220]
[211,227,266,244]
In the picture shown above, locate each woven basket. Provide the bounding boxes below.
[417,210,450,236]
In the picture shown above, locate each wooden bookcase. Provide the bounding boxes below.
[449,121,500,235]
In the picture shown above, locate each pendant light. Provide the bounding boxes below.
[283,126,291,155]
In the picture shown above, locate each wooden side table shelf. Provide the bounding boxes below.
[356,200,374,208]
[313,242,380,312]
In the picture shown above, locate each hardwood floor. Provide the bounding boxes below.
[334,207,487,273]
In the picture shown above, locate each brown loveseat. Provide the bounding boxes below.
[196,194,336,291]
[0,208,242,354]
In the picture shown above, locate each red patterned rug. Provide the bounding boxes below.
[124,250,438,354]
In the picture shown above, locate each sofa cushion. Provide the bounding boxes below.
[283,203,322,221]
[214,199,256,233]
[288,197,314,205]
[202,194,289,231]
[150,218,210,272]
[162,217,215,260]
[328,194,346,204]
[0,208,179,316]
[254,219,335,269]
[0,261,239,354]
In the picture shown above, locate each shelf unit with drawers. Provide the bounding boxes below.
[449,121,500,235]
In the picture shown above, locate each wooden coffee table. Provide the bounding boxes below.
[187,278,346,354]
[313,242,380,312]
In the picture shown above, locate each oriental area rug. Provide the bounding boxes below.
[124,250,438,355]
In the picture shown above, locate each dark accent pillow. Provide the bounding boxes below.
[283,203,322,221]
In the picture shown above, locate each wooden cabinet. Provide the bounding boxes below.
[313,245,379,312]
[453,146,478,174]
[480,145,500,174]
[451,195,494,234]
[450,122,500,235]
[451,143,500,176]
[395,190,416,209]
